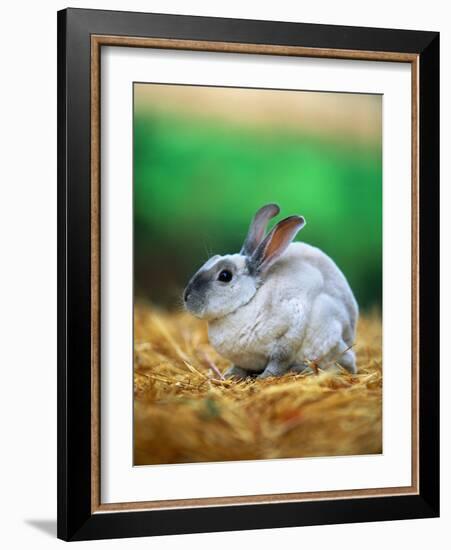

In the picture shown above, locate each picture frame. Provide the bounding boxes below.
[57,7,439,541]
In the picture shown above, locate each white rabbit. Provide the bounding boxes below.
[184,204,358,378]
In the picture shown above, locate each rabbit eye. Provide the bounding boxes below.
[217,269,233,283]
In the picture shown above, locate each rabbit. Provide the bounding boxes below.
[183,204,358,379]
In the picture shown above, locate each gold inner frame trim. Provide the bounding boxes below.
[90,34,420,514]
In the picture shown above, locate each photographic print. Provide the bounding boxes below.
[133,83,382,465]
[58,11,439,539]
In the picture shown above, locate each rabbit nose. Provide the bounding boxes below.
[184,288,191,302]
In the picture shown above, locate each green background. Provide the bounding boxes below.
[134,98,382,310]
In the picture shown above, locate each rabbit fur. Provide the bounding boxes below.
[184,204,358,379]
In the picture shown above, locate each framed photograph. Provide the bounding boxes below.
[57,8,439,541]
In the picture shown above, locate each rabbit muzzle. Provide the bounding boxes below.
[183,278,208,318]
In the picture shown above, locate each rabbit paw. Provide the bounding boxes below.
[289,363,313,375]
[257,362,290,379]
[224,365,250,380]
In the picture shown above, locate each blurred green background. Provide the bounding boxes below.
[134,84,382,310]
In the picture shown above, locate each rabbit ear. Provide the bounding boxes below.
[240,203,280,257]
[248,215,306,274]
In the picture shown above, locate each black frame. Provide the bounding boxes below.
[57,8,439,541]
